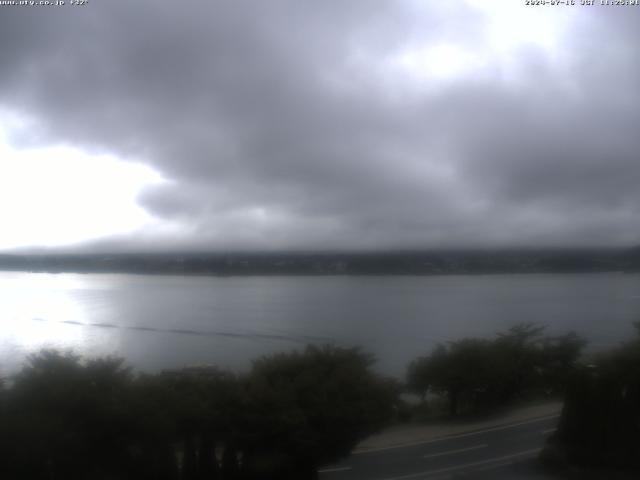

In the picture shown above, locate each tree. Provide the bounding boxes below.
[151,366,242,480]
[4,350,136,479]
[493,323,547,402]
[546,325,640,472]
[539,332,586,395]
[406,323,586,418]
[240,345,396,479]
[406,344,448,402]
[0,345,397,480]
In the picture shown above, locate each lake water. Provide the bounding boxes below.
[1,271,639,378]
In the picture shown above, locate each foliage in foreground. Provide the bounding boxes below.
[543,323,640,473]
[406,323,586,417]
[0,346,396,480]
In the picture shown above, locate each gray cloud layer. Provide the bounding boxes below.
[1,1,639,250]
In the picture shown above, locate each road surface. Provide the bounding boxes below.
[318,414,560,480]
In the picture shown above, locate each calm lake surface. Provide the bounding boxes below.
[1,271,639,378]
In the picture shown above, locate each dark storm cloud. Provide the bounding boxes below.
[1,1,639,250]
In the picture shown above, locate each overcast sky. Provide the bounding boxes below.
[1,0,639,252]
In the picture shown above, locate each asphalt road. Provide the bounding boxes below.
[318,414,560,480]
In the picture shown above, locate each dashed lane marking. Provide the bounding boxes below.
[376,448,542,480]
[353,414,559,455]
[318,466,353,474]
[423,444,488,459]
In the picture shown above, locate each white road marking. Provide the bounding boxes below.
[427,460,516,480]
[318,466,352,474]
[461,460,515,474]
[424,461,517,480]
[377,448,542,480]
[422,444,487,459]
[353,414,559,455]
[541,428,556,434]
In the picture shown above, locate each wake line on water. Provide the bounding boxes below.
[30,318,334,345]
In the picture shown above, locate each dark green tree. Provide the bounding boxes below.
[493,323,547,402]
[240,345,396,479]
[0,345,397,480]
[407,323,586,418]
[546,325,640,472]
[4,350,136,479]
[406,344,448,402]
[539,331,586,395]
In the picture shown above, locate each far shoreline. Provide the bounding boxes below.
[0,248,638,277]
[0,268,635,279]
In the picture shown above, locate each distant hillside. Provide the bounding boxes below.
[0,248,638,276]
